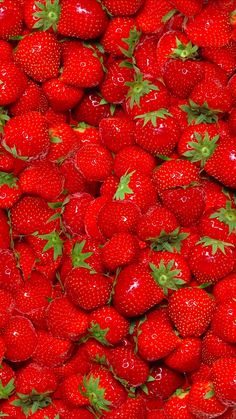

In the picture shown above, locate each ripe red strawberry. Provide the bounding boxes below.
[169,0,203,16]
[202,46,236,77]
[114,145,156,177]
[0,395,26,419]
[188,381,227,418]
[188,237,235,285]
[135,109,181,156]
[134,35,160,80]
[19,160,64,201]
[32,330,73,367]
[202,179,230,212]
[75,144,113,182]
[213,273,236,303]
[0,171,22,208]
[0,0,23,39]
[136,0,174,34]
[58,0,108,39]
[62,373,88,408]
[164,337,202,372]
[211,357,236,407]
[88,306,129,346]
[168,287,216,337]
[48,122,79,162]
[113,263,164,317]
[28,405,60,418]
[62,192,93,236]
[163,389,194,419]
[0,289,14,329]
[0,62,27,106]
[100,59,134,104]
[0,40,13,62]
[3,316,38,362]
[107,346,149,387]
[73,123,101,147]
[14,32,60,83]
[9,80,49,116]
[154,159,200,193]
[99,117,135,153]
[43,78,83,113]
[3,111,50,160]
[72,91,114,126]
[0,362,15,400]
[100,174,119,198]
[145,365,184,400]
[65,268,112,311]
[103,0,144,15]
[97,199,141,238]
[104,397,146,419]
[101,18,137,57]
[59,158,86,194]
[101,232,139,271]
[156,30,189,74]
[0,209,10,248]
[0,249,23,293]
[211,299,236,343]
[202,330,236,366]
[15,363,57,396]
[185,4,232,47]
[191,79,232,114]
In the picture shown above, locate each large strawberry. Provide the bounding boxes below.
[211,357,236,407]
[114,145,156,177]
[32,330,73,367]
[188,381,227,418]
[101,232,139,272]
[9,79,49,116]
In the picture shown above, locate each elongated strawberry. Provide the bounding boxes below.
[101,18,137,57]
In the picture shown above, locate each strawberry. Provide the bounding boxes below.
[156,30,190,75]
[88,306,129,346]
[163,389,195,419]
[100,59,135,104]
[97,199,141,239]
[100,174,119,198]
[188,381,227,417]
[154,159,200,193]
[191,79,232,115]
[0,0,23,39]
[145,365,184,400]
[211,357,236,407]
[3,111,50,160]
[0,362,15,400]
[169,0,203,16]
[9,80,49,116]
[188,237,235,285]
[28,405,60,418]
[164,337,202,372]
[107,346,149,387]
[202,46,236,77]
[72,91,114,126]
[0,171,22,208]
[213,273,236,303]
[63,407,94,419]
[0,395,26,419]
[101,232,139,272]
[48,122,79,162]
[14,32,60,83]
[113,263,165,317]
[101,18,137,57]
[211,299,236,343]
[99,117,135,153]
[102,0,144,16]
[75,144,113,181]
[0,289,14,329]
[0,249,23,293]
[43,78,83,113]
[114,145,156,177]
[58,0,108,39]
[62,373,88,408]
[0,40,13,62]
[185,4,232,47]
[23,0,61,31]
[65,268,112,311]
[135,109,181,156]
[15,363,57,396]
[190,364,212,385]
[19,160,64,201]
[202,330,236,366]
[73,123,101,147]
[62,192,94,235]
[60,158,86,194]
[168,287,216,337]
[0,62,27,106]
[134,35,160,80]
[32,330,73,367]
[3,316,38,362]
[136,0,174,34]
[104,397,146,419]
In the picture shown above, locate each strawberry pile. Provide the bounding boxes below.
[0,0,236,418]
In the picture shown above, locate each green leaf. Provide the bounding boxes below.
[149,228,189,253]
[183,132,219,167]
[81,375,112,415]
[50,136,62,144]
[135,109,172,127]
[0,378,15,400]
[71,240,93,270]
[204,389,215,399]
[180,100,221,125]
[88,322,110,346]
[125,72,159,109]
[37,231,64,260]
[161,8,177,23]
[210,201,236,234]
[0,172,18,188]
[113,171,135,200]
[1,142,28,161]
[196,237,234,255]
[33,0,61,32]
[150,260,184,295]
[48,201,64,209]
[120,27,141,58]
[171,37,199,60]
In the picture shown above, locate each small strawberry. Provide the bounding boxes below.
[134,35,160,80]
[213,273,236,303]
[3,316,38,362]
[62,373,88,408]
[114,145,156,177]
[48,122,79,162]
[102,0,144,16]
[145,365,184,400]
[43,78,83,113]
[32,330,73,367]
[136,0,174,34]
[0,40,13,62]
[99,117,135,153]
[190,79,232,115]
[14,32,60,83]
[0,249,23,293]
[0,0,23,39]
[202,46,236,77]
[168,287,216,337]
[75,144,113,182]
[202,330,236,366]
[154,159,200,192]
[101,232,139,272]
[100,59,135,104]
[211,357,236,407]
[164,337,202,372]
[163,389,195,419]
[9,80,49,117]
[188,381,227,417]
[0,62,27,106]
[211,299,236,343]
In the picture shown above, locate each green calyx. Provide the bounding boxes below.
[210,201,236,234]
[33,0,61,32]
[183,132,219,167]
[150,260,185,295]
[171,37,199,60]
[161,8,177,23]
[0,172,18,188]
[2,142,28,161]
[180,100,221,125]
[0,108,9,134]
[71,240,93,270]
[113,171,135,201]
[125,73,159,109]
[197,237,234,255]
[36,230,64,260]
[149,228,189,253]
[120,27,141,59]
[11,389,52,416]
[174,388,190,399]
[0,378,15,400]
[88,322,110,346]
[135,109,172,127]
[80,375,111,415]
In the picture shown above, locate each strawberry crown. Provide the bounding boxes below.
[210,201,236,234]
[183,131,219,167]
[0,378,15,400]
[180,100,222,125]
[135,109,172,127]
[11,389,52,416]
[33,0,61,32]
[196,237,234,255]
[125,72,159,109]
[120,27,141,60]
[72,240,94,271]
[161,8,178,23]
[80,375,111,415]
[174,388,190,399]
[0,172,18,188]
[88,322,110,346]
[150,260,185,295]
[171,37,199,60]
[113,171,135,201]
[2,141,28,161]
[149,228,189,253]
[35,230,64,260]
[0,107,9,134]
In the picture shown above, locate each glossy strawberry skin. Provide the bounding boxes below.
[0,0,23,40]
[0,62,27,106]
[89,306,129,345]
[42,78,83,113]
[145,365,184,400]
[32,330,73,367]
[99,117,135,153]
[75,144,113,182]
[103,0,144,16]
[114,145,156,177]
[211,299,236,343]
[3,316,38,362]
[101,232,140,272]
[211,357,236,407]
[188,381,227,418]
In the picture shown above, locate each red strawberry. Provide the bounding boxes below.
[72,91,114,126]
[0,0,23,39]
[60,158,86,194]
[202,330,236,366]
[75,144,113,182]
[99,117,135,153]
[10,80,49,116]
[145,365,184,400]
[202,46,236,77]
[154,159,200,192]
[0,289,14,329]
[15,363,57,396]
[211,357,236,407]
[188,381,227,418]
[100,59,135,104]
[188,237,235,285]
[43,78,83,113]
[0,249,23,293]
[211,299,236,343]
[169,0,203,16]
[3,111,50,160]
[73,123,101,147]
[114,145,156,177]
[104,397,146,419]
[3,316,38,362]
[62,192,93,235]
[0,40,13,62]
[88,306,129,346]
[136,0,174,34]
[62,373,88,408]
[0,395,26,419]
[191,79,232,114]
[168,287,216,337]
[156,30,189,75]
[164,337,202,372]
[213,273,236,303]
[0,171,22,208]
[102,0,144,16]
[32,330,73,367]
[163,389,194,419]
[0,362,15,400]
[101,18,137,57]
[23,0,61,31]
[134,35,160,80]
[101,232,139,272]
[0,62,27,106]
[48,122,79,162]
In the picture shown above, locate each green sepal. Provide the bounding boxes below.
[161,8,177,23]
[204,389,215,400]
[210,201,236,234]
[37,230,64,260]
[0,108,9,134]
[183,132,219,167]
[149,228,189,253]
[150,260,185,295]
[80,375,111,415]
[88,322,110,346]
[48,201,64,209]
[135,109,172,127]
[171,37,199,60]
[50,136,62,144]
[180,100,221,125]
[83,42,107,73]
[0,172,18,188]
[71,240,93,270]
[33,0,61,32]
[113,171,135,201]
[120,27,141,59]
[196,237,234,255]
[0,378,15,400]
[11,389,52,416]
[125,72,159,109]
[2,142,28,161]
[0,413,9,417]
